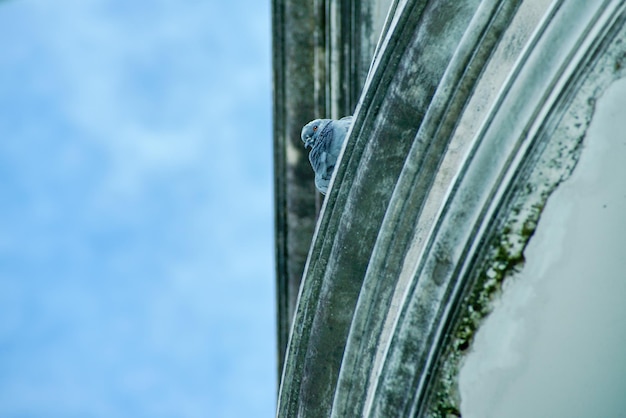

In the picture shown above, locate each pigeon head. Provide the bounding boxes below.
[301,119,330,149]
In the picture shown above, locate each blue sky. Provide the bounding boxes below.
[0,1,275,417]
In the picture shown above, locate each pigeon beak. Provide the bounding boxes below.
[304,137,313,148]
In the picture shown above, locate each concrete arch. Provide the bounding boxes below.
[274,0,626,416]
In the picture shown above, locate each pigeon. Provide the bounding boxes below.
[301,116,353,194]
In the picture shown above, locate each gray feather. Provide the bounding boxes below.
[300,116,353,194]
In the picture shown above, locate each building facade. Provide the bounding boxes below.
[274,1,626,416]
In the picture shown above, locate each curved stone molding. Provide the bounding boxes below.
[279,0,489,414]
[272,0,391,373]
[275,0,626,416]
[364,2,626,416]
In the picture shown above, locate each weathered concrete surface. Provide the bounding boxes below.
[275,0,626,416]
[273,0,319,378]
[273,0,389,377]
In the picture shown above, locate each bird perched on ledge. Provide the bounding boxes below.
[301,116,353,194]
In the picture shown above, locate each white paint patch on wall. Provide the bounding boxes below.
[459,77,626,418]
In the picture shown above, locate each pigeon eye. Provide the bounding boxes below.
[313,126,318,131]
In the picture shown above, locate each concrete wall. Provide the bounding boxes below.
[274,0,626,416]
